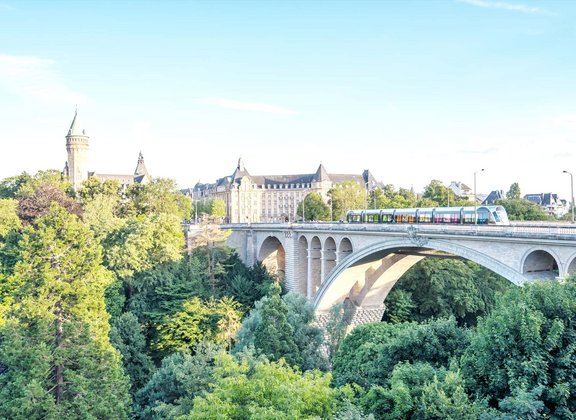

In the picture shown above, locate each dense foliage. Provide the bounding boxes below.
[2,169,575,419]
[383,259,512,326]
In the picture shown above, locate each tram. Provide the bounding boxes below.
[346,206,509,225]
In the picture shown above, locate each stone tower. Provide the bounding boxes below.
[65,110,89,190]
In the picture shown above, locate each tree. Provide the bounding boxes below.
[209,197,227,219]
[135,341,220,419]
[0,205,131,418]
[0,199,21,238]
[296,192,331,221]
[252,283,300,367]
[78,177,121,203]
[17,184,83,225]
[234,291,329,370]
[83,193,124,241]
[461,279,576,417]
[383,259,512,326]
[496,198,550,221]
[187,350,336,419]
[0,172,33,199]
[422,180,472,207]
[329,181,365,221]
[122,178,192,220]
[104,213,185,280]
[153,296,243,354]
[188,220,232,291]
[332,318,468,388]
[506,182,521,199]
[1,170,73,199]
[324,302,353,366]
[109,312,155,395]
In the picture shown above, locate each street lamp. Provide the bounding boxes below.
[474,169,484,224]
[563,170,575,223]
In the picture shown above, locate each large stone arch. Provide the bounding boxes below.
[258,236,286,282]
[521,248,560,280]
[314,238,528,313]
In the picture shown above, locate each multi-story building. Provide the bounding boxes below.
[524,193,568,218]
[62,110,150,190]
[187,158,381,223]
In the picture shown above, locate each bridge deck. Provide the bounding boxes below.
[220,222,576,242]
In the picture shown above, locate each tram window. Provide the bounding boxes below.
[419,213,432,223]
[492,211,500,222]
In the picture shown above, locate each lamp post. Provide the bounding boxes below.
[563,170,574,223]
[302,190,307,222]
[474,169,484,224]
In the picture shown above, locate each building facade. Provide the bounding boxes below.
[63,111,151,190]
[524,193,568,218]
[187,158,381,223]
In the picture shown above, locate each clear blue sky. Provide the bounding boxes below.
[1,0,575,199]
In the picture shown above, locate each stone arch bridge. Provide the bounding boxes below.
[192,222,576,325]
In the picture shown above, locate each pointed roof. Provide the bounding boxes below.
[312,163,330,182]
[232,157,250,181]
[134,152,150,182]
[67,109,87,136]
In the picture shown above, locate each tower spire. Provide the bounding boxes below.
[65,109,90,190]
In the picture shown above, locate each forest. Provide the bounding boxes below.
[1,171,575,419]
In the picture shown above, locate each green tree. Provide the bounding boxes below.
[358,362,484,419]
[383,259,511,326]
[461,279,576,417]
[506,182,522,199]
[122,178,192,220]
[104,213,184,280]
[154,296,243,354]
[297,192,331,221]
[0,199,21,238]
[496,198,550,221]
[83,193,124,241]
[187,350,336,419]
[329,181,365,221]
[135,341,219,419]
[220,258,275,308]
[189,220,232,291]
[235,289,327,370]
[252,283,300,367]
[0,205,131,418]
[324,302,354,365]
[78,177,122,203]
[209,197,227,219]
[422,180,472,207]
[0,172,33,198]
[333,318,468,388]
[109,312,155,395]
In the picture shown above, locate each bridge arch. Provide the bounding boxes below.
[314,238,527,313]
[323,237,337,279]
[338,237,353,261]
[520,248,560,280]
[296,235,308,295]
[308,236,322,297]
[566,252,576,277]
[258,235,286,282]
